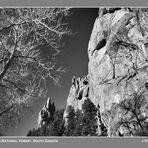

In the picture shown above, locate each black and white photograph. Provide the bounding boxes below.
[0,6,148,147]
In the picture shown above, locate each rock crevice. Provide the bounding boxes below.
[64,8,148,136]
[37,8,148,136]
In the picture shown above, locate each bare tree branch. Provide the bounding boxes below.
[0,104,13,117]
[0,7,71,131]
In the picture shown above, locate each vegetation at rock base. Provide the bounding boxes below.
[81,98,98,136]
[27,91,148,137]
[27,108,65,136]
[27,98,99,136]
[7,7,148,137]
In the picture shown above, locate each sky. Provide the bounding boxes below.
[6,8,99,136]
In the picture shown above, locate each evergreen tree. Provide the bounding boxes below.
[27,99,99,136]
[27,130,32,136]
[64,105,76,136]
[27,108,65,136]
[81,99,98,136]
[74,109,83,136]
[50,109,65,136]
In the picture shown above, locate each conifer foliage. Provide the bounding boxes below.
[27,98,99,136]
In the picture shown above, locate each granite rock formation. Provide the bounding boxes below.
[64,8,148,136]
[36,8,148,136]
[63,76,89,122]
[38,97,56,127]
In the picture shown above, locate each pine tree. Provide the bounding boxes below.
[74,109,83,136]
[50,109,65,136]
[27,130,32,136]
[81,99,98,136]
[27,108,65,136]
[64,105,76,136]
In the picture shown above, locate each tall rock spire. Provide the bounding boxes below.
[37,97,56,127]
[64,8,148,136]
[88,8,148,136]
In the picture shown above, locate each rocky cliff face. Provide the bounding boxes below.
[63,76,89,121]
[64,8,148,136]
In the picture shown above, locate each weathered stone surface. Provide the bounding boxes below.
[64,8,148,136]
[63,76,89,120]
[35,8,148,136]
[88,8,148,136]
[37,97,56,127]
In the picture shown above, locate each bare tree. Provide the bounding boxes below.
[0,7,71,131]
[114,92,148,136]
